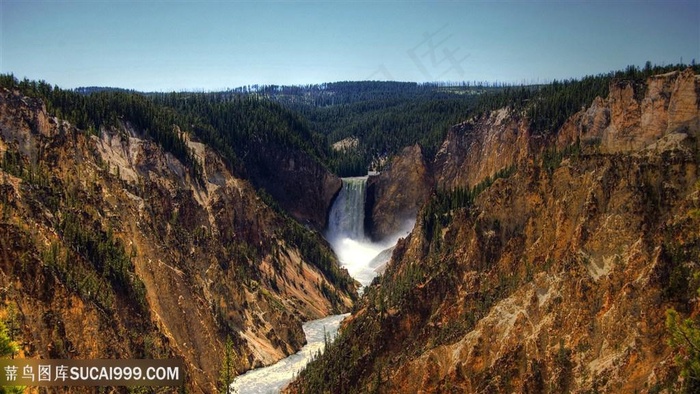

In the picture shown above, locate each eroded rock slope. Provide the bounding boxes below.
[0,89,356,392]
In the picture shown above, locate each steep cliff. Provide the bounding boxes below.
[0,88,356,392]
[289,70,700,393]
[557,69,700,154]
[242,140,341,230]
[434,107,534,191]
[365,145,432,242]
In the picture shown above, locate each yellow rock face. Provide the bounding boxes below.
[0,88,355,393]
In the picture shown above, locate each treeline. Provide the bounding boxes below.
[260,81,427,107]
[0,73,333,186]
[3,62,695,181]
[476,62,700,136]
[526,75,609,135]
[0,74,354,300]
[415,57,697,273]
[250,80,491,107]
[274,62,699,176]
[322,95,484,175]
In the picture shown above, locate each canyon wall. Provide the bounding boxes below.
[0,89,356,392]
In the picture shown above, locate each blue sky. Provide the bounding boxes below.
[1,1,698,91]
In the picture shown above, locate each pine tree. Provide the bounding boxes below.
[667,291,700,393]
[0,320,23,394]
[218,335,238,393]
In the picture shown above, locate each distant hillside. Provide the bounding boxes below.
[260,64,699,177]
[261,81,498,176]
[1,75,342,230]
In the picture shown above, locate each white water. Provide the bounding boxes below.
[230,176,413,393]
[230,314,349,394]
[326,176,413,287]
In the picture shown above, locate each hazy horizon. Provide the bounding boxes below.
[2,1,698,92]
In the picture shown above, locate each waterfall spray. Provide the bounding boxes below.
[326,177,412,287]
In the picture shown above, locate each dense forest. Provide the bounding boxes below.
[0,74,332,183]
[261,81,498,175]
[0,74,207,183]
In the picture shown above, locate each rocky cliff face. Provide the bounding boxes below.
[0,89,355,392]
[434,107,534,190]
[378,153,698,393]
[365,107,535,243]
[366,145,432,241]
[289,70,700,393]
[243,141,341,230]
[558,69,700,153]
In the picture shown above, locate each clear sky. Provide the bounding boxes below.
[1,0,698,91]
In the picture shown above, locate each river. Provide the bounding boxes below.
[230,313,349,394]
[231,177,411,393]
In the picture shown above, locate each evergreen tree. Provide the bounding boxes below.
[667,282,700,393]
[0,320,23,394]
[218,335,238,393]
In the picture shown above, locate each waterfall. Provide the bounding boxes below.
[228,176,415,393]
[325,176,388,287]
[327,177,368,242]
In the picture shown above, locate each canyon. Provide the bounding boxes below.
[289,69,700,393]
[0,68,698,393]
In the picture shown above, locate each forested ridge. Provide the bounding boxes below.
[0,77,361,392]
[261,81,496,176]
[2,62,696,180]
[0,75,331,183]
[2,61,699,392]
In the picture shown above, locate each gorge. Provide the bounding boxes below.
[230,313,349,394]
[229,175,415,393]
[0,81,356,393]
[0,65,698,393]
